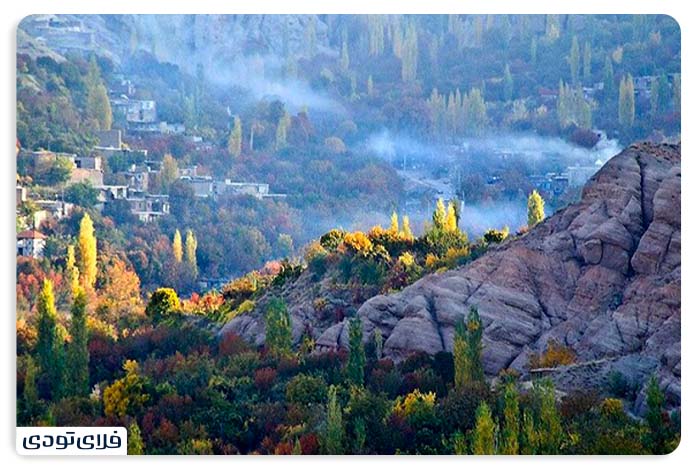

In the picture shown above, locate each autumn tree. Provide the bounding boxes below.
[145,288,181,323]
[323,385,344,454]
[185,229,198,278]
[103,360,150,418]
[619,74,635,128]
[388,211,399,233]
[99,258,143,323]
[527,190,545,228]
[453,306,485,388]
[65,244,79,294]
[472,401,496,454]
[265,297,292,357]
[432,198,447,230]
[66,286,89,397]
[569,36,580,85]
[128,421,145,455]
[402,215,414,240]
[347,317,366,386]
[77,213,97,290]
[227,116,243,157]
[445,201,458,232]
[172,229,183,263]
[36,279,65,400]
[158,154,179,193]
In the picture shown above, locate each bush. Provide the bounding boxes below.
[285,374,327,406]
[528,339,576,368]
[145,288,181,323]
[319,229,346,252]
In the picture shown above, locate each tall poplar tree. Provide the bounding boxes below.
[77,213,97,290]
[36,279,65,400]
[346,317,366,386]
[172,229,183,263]
[67,286,89,397]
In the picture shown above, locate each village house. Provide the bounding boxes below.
[127,193,170,223]
[181,175,214,198]
[17,229,47,258]
[69,155,104,186]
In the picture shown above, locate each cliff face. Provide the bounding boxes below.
[316,142,680,412]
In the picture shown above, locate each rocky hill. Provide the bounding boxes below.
[314,142,680,412]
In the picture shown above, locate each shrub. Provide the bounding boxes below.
[286,374,328,406]
[319,229,346,252]
[528,339,576,368]
[145,288,181,323]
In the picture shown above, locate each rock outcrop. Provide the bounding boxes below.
[317,142,680,412]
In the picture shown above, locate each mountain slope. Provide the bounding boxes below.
[316,142,680,412]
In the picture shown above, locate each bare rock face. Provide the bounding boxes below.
[316,142,681,412]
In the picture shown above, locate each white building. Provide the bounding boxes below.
[17,230,47,258]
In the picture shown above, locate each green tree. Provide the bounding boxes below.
[367,75,374,97]
[35,279,65,400]
[77,213,97,290]
[603,54,615,98]
[65,181,99,207]
[86,57,112,131]
[227,116,242,158]
[645,375,669,454]
[501,383,520,454]
[527,190,545,228]
[569,35,580,85]
[472,401,496,454]
[66,286,89,397]
[582,41,592,83]
[619,74,635,128]
[454,306,485,388]
[537,379,562,454]
[145,288,181,323]
[347,317,366,386]
[520,409,539,454]
[21,355,40,421]
[265,297,292,357]
[127,421,145,455]
[324,385,344,454]
[401,21,418,82]
[172,229,183,263]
